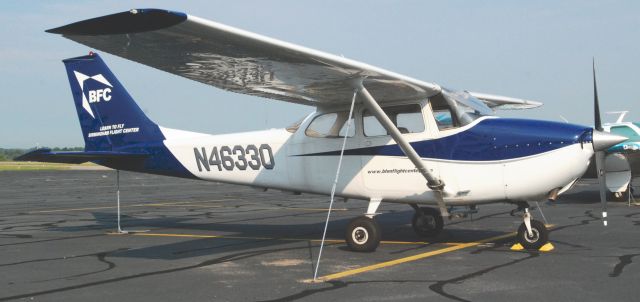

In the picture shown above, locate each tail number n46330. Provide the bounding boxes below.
[194,144,274,172]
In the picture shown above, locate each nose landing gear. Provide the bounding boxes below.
[513,202,549,250]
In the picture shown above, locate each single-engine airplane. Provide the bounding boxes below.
[18,9,627,251]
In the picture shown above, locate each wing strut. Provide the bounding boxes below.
[357,83,450,217]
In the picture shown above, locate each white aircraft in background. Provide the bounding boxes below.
[18,9,627,251]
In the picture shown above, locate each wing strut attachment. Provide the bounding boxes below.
[357,83,450,217]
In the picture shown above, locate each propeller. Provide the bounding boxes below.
[591,59,628,226]
[593,59,607,226]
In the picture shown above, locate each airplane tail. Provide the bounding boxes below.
[18,52,194,178]
[63,52,165,151]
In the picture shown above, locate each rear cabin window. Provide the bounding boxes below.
[305,111,355,138]
[363,104,425,137]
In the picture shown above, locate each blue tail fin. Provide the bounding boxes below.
[63,53,164,151]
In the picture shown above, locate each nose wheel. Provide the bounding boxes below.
[411,206,444,237]
[515,206,549,250]
[345,216,381,252]
[517,220,548,249]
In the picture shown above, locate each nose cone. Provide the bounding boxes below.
[592,130,628,151]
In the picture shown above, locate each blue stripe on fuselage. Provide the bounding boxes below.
[296,118,592,161]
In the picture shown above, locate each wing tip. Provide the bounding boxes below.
[45,8,187,35]
[527,100,544,108]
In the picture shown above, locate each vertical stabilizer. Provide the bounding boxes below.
[63,53,164,151]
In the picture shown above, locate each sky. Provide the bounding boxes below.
[1,0,639,148]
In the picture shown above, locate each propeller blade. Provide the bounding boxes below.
[593,59,607,226]
[593,58,603,131]
[595,151,608,226]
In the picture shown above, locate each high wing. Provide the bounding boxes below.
[47,8,541,109]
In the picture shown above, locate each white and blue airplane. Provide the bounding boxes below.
[18,9,627,251]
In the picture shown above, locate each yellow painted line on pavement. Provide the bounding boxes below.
[310,232,517,283]
[28,199,236,213]
[130,233,221,239]
[32,205,117,213]
[28,199,347,214]
[280,208,349,212]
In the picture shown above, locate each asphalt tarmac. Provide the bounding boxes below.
[1,170,639,301]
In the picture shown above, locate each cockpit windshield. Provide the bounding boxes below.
[430,88,493,130]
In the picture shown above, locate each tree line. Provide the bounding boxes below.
[0,147,83,161]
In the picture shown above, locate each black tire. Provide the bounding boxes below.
[345,216,381,252]
[412,207,444,237]
[516,219,549,250]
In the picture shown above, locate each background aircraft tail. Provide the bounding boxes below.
[63,52,164,151]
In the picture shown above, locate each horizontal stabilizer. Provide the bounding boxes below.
[15,148,149,164]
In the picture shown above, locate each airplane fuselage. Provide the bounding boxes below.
[104,103,595,207]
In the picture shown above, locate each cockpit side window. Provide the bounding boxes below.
[305,111,355,138]
[363,104,425,137]
[430,93,459,130]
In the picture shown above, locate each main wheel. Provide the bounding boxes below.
[516,219,548,250]
[412,207,444,237]
[345,216,381,252]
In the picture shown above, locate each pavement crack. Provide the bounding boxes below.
[428,252,539,302]
[259,280,348,302]
[0,233,105,247]
[0,244,312,301]
[259,280,438,302]
[0,233,32,239]
[609,253,640,277]
[551,210,600,233]
[0,248,128,268]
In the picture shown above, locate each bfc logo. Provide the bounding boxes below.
[73,71,113,118]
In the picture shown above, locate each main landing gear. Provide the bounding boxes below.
[345,199,446,252]
[345,198,382,252]
[345,216,381,252]
[344,200,550,252]
[512,202,549,250]
[410,204,444,238]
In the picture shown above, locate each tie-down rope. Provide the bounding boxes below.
[313,90,358,281]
